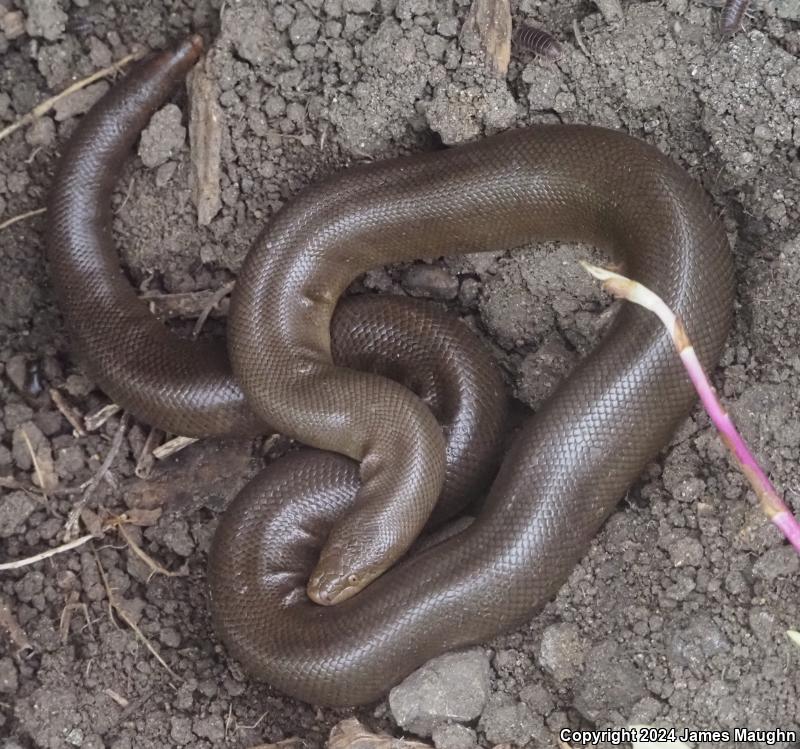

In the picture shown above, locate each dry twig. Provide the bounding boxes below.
[0,207,47,232]
[64,414,130,539]
[0,51,144,143]
[152,435,198,460]
[192,281,235,338]
[93,547,180,680]
[0,533,96,571]
[50,388,87,436]
[85,403,121,432]
[0,594,32,651]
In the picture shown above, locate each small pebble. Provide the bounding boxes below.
[88,37,112,68]
[0,658,19,694]
[155,161,178,187]
[752,546,800,581]
[519,683,554,716]
[479,696,546,746]
[669,535,704,567]
[431,723,477,749]
[289,15,320,45]
[25,116,55,147]
[389,649,491,736]
[25,0,67,40]
[401,264,459,300]
[1,10,25,40]
[538,622,586,682]
[573,641,647,722]
[593,0,624,22]
[138,104,187,168]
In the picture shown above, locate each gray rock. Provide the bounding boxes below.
[752,545,800,580]
[0,657,18,694]
[192,715,224,742]
[24,0,67,40]
[1,10,25,41]
[538,622,586,682]
[65,374,93,397]
[12,421,57,493]
[6,354,30,394]
[88,37,112,67]
[479,695,546,746]
[25,115,55,147]
[155,161,177,187]
[630,696,663,723]
[574,641,647,722]
[593,0,624,22]
[519,682,554,716]
[774,0,800,21]
[464,252,502,276]
[289,15,320,45]
[668,535,704,567]
[4,401,34,430]
[431,724,477,749]
[395,0,434,19]
[55,444,85,479]
[458,277,480,307]
[0,490,36,538]
[517,339,575,409]
[146,516,195,557]
[667,616,730,670]
[526,65,563,111]
[273,5,296,30]
[225,3,282,65]
[402,265,459,300]
[169,715,193,746]
[389,649,491,736]
[343,0,377,12]
[138,104,187,168]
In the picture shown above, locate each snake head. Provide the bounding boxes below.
[306,532,394,606]
[307,569,364,606]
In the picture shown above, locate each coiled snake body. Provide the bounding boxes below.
[46,37,733,705]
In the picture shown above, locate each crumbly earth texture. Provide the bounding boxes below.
[1,0,799,747]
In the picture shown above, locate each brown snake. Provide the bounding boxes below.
[46,37,733,705]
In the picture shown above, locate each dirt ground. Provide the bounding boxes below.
[1,0,800,747]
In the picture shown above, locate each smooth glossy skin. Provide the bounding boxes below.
[47,39,734,706]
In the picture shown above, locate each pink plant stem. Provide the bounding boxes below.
[678,342,800,554]
[580,261,800,555]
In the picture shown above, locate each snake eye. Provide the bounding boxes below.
[347,574,358,585]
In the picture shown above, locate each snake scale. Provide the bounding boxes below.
[46,36,733,705]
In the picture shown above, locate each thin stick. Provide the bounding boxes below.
[64,414,129,539]
[573,18,591,58]
[0,207,46,232]
[20,426,50,500]
[0,533,95,571]
[50,388,87,436]
[134,426,162,479]
[153,435,198,460]
[191,281,235,338]
[0,51,145,143]
[0,595,32,651]
[581,261,800,554]
[104,688,130,708]
[93,547,180,681]
[116,523,180,580]
[85,403,121,432]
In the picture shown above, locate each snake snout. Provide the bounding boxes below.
[307,569,362,606]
